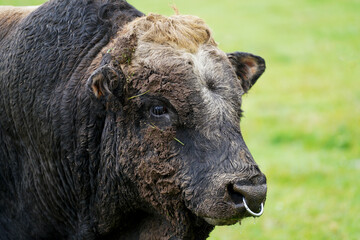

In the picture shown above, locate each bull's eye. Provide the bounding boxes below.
[150,105,168,117]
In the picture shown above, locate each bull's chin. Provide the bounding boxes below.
[190,203,248,226]
[203,217,241,226]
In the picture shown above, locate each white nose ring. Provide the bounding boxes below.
[243,197,264,217]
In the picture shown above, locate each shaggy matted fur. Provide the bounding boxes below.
[121,13,217,53]
[0,1,266,239]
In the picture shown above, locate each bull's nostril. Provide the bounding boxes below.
[227,184,244,205]
[251,174,267,185]
[229,180,267,211]
[226,180,267,218]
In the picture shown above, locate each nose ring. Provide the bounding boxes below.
[243,197,264,217]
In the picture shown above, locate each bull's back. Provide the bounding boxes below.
[0,6,37,41]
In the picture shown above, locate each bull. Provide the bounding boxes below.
[0,1,267,239]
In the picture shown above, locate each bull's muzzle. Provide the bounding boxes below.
[227,174,267,217]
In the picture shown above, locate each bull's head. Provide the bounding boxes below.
[87,14,266,239]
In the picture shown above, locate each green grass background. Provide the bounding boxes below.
[1,0,359,239]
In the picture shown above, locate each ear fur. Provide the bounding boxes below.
[227,52,265,93]
[87,62,124,100]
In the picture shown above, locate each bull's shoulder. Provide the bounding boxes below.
[0,6,37,41]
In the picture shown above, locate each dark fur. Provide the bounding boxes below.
[0,1,266,239]
[0,1,142,239]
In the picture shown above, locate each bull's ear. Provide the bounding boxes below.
[227,52,265,93]
[87,64,124,100]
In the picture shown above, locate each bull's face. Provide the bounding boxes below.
[87,14,267,238]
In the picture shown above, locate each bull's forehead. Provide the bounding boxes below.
[130,42,243,131]
[190,46,243,131]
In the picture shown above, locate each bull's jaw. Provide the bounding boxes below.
[114,126,214,239]
[119,212,214,240]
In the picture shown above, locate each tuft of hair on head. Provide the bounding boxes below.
[122,13,217,53]
[170,4,180,15]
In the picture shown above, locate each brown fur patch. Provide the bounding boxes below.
[121,13,217,53]
[0,6,37,41]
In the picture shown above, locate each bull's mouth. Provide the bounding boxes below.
[196,197,265,226]
[202,203,247,226]
[191,200,246,226]
[203,200,264,225]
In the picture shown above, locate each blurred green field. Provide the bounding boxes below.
[1,0,359,239]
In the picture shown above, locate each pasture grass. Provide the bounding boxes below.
[1,0,359,239]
